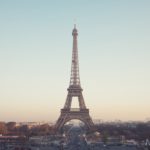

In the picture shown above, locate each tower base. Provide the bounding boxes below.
[55,108,94,132]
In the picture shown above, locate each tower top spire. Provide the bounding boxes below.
[72,24,78,36]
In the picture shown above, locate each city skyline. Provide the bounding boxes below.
[0,0,150,122]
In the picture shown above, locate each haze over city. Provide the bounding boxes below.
[0,0,150,122]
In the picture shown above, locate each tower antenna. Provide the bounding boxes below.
[73,18,77,28]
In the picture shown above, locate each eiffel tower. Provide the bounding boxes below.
[55,25,94,132]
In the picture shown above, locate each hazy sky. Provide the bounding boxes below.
[0,0,150,122]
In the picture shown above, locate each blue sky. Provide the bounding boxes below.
[0,0,150,122]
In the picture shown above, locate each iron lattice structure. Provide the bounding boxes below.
[55,25,94,132]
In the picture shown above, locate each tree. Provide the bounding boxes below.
[0,122,7,134]
[6,122,16,131]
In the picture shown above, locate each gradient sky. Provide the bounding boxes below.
[0,0,150,122]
